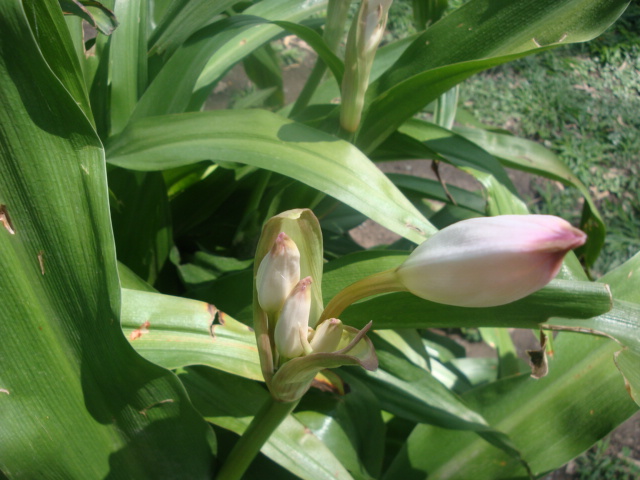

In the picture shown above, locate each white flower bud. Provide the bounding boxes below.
[396,215,587,307]
[256,232,300,315]
[275,277,312,358]
[309,318,344,353]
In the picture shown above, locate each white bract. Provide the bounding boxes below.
[395,215,587,307]
[256,232,300,315]
[309,318,344,353]
[275,276,312,358]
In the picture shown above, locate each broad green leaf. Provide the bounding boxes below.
[357,0,630,151]
[296,376,386,480]
[59,0,119,35]
[342,281,611,330]
[273,20,345,86]
[121,289,262,381]
[398,119,518,195]
[134,0,327,120]
[180,366,355,480]
[349,351,531,474]
[547,251,640,405]
[191,0,328,106]
[170,163,255,237]
[479,328,520,378]
[28,0,94,124]
[615,349,640,405]
[109,169,172,285]
[383,334,638,479]
[0,2,213,476]
[109,0,147,134]
[134,15,265,120]
[243,44,285,108]
[106,109,436,244]
[598,251,640,303]
[454,126,605,266]
[388,173,486,215]
[148,0,237,57]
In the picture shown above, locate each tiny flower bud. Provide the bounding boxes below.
[275,277,312,358]
[256,232,300,315]
[309,318,344,353]
[340,0,393,132]
[395,215,587,307]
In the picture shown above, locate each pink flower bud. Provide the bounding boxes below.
[309,318,344,353]
[256,232,300,315]
[275,277,312,358]
[395,215,587,307]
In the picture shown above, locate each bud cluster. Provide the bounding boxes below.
[256,232,349,361]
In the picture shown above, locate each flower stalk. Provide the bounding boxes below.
[215,397,299,480]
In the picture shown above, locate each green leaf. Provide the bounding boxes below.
[0,2,214,476]
[398,119,518,195]
[109,169,172,285]
[243,44,284,108]
[296,376,385,480]
[135,0,327,120]
[351,350,531,475]
[192,0,328,106]
[148,0,238,57]
[388,173,486,215]
[547,251,640,405]
[357,0,630,151]
[121,289,262,381]
[454,126,605,266]
[180,366,356,480]
[108,0,147,134]
[31,1,94,124]
[59,0,119,36]
[106,109,436,244]
[273,20,345,85]
[384,334,638,479]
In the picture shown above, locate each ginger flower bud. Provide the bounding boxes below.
[275,277,312,359]
[395,215,587,307]
[309,318,344,353]
[256,232,300,315]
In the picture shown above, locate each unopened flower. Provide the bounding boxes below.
[309,318,344,353]
[256,232,300,315]
[395,215,587,307]
[340,0,393,132]
[275,277,312,358]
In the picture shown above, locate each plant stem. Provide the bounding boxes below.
[320,268,404,321]
[216,396,299,480]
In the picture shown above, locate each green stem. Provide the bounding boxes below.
[320,269,404,321]
[216,396,299,480]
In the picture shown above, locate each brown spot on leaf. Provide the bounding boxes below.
[139,399,174,416]
[129,321,150,340]
[38,251,45,275]
[526,331,549,379]
[0,205,15,235]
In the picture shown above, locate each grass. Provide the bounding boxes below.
[571,439,640,480]
[457,4,640,276]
